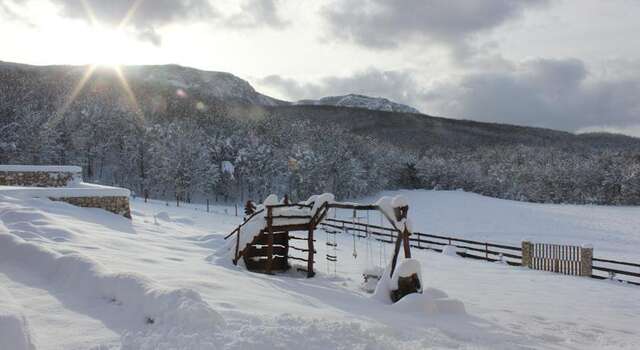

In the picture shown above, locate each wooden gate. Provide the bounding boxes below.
[522,241,592,277]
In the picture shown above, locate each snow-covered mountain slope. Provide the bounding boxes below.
[122,64,286,106]
[0,61,287,107]
[297,94,420,113]
[0,190,638,349]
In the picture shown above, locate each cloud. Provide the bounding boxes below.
[425,58,640,131]
[1,0,289,45]
[46,0,215,45]
[226,0,289,29]
[52,0,214,27]
[321,0,547,57]
[260,68,427,108]
[0,0,34,25]
[262,58,640,134]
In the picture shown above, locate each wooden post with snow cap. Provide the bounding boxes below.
[580,244,593,277]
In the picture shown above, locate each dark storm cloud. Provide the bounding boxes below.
[260,69,427,108]
[321,0,547,55]
[426,58,640,131]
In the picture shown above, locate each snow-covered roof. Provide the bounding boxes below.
[0,165,82,173]
[0,182,130,198]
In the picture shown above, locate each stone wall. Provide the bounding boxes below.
[0,170,77,187]
[51,196,132,219]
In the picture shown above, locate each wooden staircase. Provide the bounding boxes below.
[242,229,289,272]
[227,202,330,277]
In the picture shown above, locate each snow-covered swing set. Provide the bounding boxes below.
[224,193,423,302]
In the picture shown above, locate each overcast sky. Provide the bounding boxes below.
[1,0,639,135]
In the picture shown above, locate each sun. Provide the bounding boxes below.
[85,27,130,67]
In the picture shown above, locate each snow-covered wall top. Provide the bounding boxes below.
[0,183,131,198]
[0,165,81,173]
[0,165,82,188]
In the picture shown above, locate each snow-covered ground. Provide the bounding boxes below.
[0,190,638,349]
[363,190,640,261]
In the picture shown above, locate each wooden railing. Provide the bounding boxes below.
[320,217,640,286]
[591,257,640,286]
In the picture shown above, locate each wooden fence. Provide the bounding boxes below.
[522,242,589,276]
[320,218,640,286]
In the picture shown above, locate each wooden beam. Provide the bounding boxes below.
[266,207,274,274]
[307,228,315,278]
[402,228,412,259]
[390,232,403,277]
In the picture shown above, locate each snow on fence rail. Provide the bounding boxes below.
[320,218,640,286]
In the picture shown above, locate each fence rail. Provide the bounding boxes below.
[320,217,640,286]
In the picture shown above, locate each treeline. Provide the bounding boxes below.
[410,146,640,205]
[2,105,639,205]
[0,106,401,202]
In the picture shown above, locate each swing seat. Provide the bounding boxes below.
[362,266,384,293]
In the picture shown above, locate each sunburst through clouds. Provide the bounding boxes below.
[53,0,145,126]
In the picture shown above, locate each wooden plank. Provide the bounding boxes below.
[254,232,288,246]
[592,257,640,268]
[307,228,315,277]
[246,245,287,257]
[266,207,274,274]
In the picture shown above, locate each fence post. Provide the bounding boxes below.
[235,204,238,217]
[522,241,533,268]
[580,244,593,277]
[206,199,210,213]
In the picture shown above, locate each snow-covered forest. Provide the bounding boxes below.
[1,63,639,205]
[2,108,639,205]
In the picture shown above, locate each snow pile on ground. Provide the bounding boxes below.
[0,205,224,348]
[372,258,465,316]
[0,287,36,350]
[441,245,461,257]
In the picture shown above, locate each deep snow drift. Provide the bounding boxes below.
[0,190,638,349]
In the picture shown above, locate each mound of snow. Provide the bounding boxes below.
[372,259,465,315]
[392,288,466,315]
[373,258,422,303]
[155,212,171,221]
[0,225,224,338]
[441,245,461,257]
[0,288,37,350]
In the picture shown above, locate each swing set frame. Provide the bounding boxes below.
[226,199,413,278]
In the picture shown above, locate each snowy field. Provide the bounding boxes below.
[0,190,639,349]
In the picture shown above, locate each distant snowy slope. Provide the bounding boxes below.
[123,65,286,106]
[0,61,287,107]
[363,190,640,261]
[298,94,420,113]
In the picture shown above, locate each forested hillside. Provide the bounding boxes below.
[1,62,639,204]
